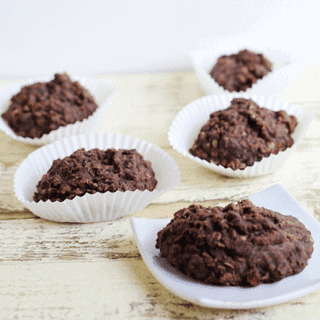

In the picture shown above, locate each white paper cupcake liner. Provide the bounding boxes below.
[190,46,302,97]
[0,76,115,145]
[168,93,314,178]
[14,133,181,223]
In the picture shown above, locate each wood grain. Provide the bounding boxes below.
[1,71,320,319]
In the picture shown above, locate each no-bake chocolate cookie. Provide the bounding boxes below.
[33,148,158,202]
[156,200,313,287]
[210,49,272,92]
[1,73,98,138]
[189,98,298,170]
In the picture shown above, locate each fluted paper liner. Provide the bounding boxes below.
[0,76,115,145]
[14,133,180,222]
[168,93,313,178]
[190,46,298,96]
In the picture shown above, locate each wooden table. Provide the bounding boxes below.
[1,68,320,319]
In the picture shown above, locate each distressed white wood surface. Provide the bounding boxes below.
[0,70,320,319]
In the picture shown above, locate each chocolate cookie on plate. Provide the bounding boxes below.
[156,199,313,287]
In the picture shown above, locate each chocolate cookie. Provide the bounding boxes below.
[210,49,272,92]
[1,73,98,138]
[33,148,158,202]
[189,98,298,170]
[156,200,313,287]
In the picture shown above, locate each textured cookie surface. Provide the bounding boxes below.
[156,200,313,287]
[33,148,158,202]
[189,98,298,170]
[210,49,272,92]
[2,74,98,138]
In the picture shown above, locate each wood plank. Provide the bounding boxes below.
[0,232,319,320]
[0,217,319,319]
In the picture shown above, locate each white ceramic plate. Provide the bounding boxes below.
[131,184,320,309]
